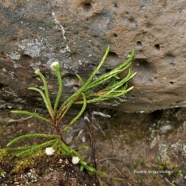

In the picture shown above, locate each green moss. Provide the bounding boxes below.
[0,148,45,174]
[11,150,45,174]
[0,149,8,161]
[0,149,14,166]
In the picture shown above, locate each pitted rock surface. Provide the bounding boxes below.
[0,0,186,112]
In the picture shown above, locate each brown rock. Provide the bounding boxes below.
[0,0,186,112]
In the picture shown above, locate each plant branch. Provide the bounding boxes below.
[61,93,87,133]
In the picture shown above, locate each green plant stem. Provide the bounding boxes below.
[54,67,63,114]
[36,71,53,111]
[28,87,54,121]
[61,93,86,133]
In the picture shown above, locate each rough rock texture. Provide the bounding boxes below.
[0,0,186,112]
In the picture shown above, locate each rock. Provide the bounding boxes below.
[0,0,186,112]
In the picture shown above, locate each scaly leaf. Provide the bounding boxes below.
[7,133,58,147]
[11,110,50,123]
[15,139,57,157]
[36,70,53,111]
[28,87,54,120]
[54,66,63,114]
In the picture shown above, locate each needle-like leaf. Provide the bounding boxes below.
[11,110,50,123]
[28,87,54,120]
[7,133,58,147]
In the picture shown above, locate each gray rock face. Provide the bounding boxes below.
[0,0,186,112]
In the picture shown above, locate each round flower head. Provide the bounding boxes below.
[45,147,55,156]
[72,156,80,165]
[50,61,60,71]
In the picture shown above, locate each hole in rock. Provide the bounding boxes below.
[132,58,156,84]
[154,44,160,50]
[105,50,120,68]
[113,3,118,8]
[151,110,163,120]
[0,83,5,89]
[129,19,138,30]
[113,33,118,37]
[133,59,151,69]
[108,51,118,57]
[169,81,174,85]
[136,41,142,46]
[125,11,130,16]
[83,2,92,11]
[164,54,175,66]
[21,54,33,60]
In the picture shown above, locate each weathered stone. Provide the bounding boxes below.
[0,0,186,112]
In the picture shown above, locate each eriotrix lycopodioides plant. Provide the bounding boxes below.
[6,46,136,175]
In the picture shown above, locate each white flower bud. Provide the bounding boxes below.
[35,68,40,75]
[72,156,80,165]
[50,61,59,71]
[45,147,55,156]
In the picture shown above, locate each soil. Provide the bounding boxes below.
[0,107,186,186]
